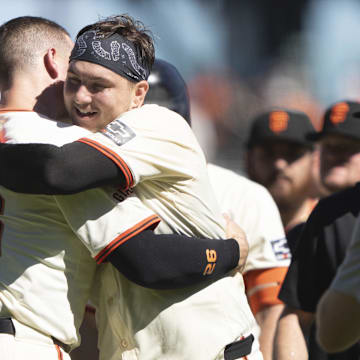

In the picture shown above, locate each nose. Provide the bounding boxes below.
[274,157,288,170]
[74,85,92,106]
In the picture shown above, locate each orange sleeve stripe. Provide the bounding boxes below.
[244,267,288,315]
[95,215,161,264]
[0,109,34,113]
[0,129,7,143]
[77,137,134,189]
[55,344,63,360]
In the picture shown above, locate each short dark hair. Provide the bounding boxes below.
[0,16,71,87]
[76,14,155,72]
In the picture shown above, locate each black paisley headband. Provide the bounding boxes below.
[69,30,150,82]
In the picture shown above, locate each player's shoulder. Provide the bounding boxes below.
[207,163,275,199]
[120,104,188,128]
[1,110,88,145]
[1,110,70,128]
[310,184,360,227]
[0,110,50,123]
[115,105,197,149]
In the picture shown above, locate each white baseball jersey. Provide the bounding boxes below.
[330,214,360,302]
[81,105,262,360]
[207,163,290,273]
[207,163,290,315]
[0,111,160,350]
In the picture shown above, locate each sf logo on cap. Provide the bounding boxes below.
[330,102,349,124]
[269,111,289,133]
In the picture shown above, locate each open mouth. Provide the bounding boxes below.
[75,108,97,118]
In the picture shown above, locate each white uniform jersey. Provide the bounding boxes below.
[207,163,290,273]
[330,215,360,302]
[0,111,159,350]
[82,105,262,360]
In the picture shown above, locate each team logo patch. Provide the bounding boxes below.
[330,102,349,124]
[269,111,289,133]
[101,119,136,146]
[270,237,291,261]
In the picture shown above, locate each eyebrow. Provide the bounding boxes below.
[67,66,112,83]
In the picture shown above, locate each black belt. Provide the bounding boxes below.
[0,317,15,335]
[0,317,71,353]
[224,334,254,360]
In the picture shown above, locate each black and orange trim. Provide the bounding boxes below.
[95,214,161,264]
[77,137,134,190]
[55,344,63,360]
[0,109,35,113]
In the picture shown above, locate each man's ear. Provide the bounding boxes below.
[130,80,149,109]
[44,48,59,79]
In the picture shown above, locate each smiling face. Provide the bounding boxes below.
[64,60,148,132]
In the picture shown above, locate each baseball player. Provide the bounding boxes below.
[0,16,249,360]
[245,109,320,234]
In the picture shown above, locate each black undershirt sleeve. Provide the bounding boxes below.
[108,230,240,289]
[0,142,124,194]
[0,143,240,288]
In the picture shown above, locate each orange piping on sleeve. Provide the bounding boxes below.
[95,214,160,264]
[77,137,134,189]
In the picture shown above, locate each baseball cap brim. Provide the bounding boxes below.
[306,131,325,142]
[306,128,360,142]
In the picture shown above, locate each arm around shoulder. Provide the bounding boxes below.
[0,142,124,194]
[316,288,360,353]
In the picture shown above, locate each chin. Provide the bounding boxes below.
[272,191,290,203]
[270,181,291,195]
[322,180,349,194]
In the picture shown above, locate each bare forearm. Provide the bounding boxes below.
[255,304,284,360]
[273,307,312,360]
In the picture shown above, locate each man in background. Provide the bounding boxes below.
[274,100,360,359]
[245,110,320,236]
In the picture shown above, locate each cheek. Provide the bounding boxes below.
[348,155,360,173]
[63,92,71,111]
[253,159,272,179]
[63,83,74,103]
[294,157,312,174]
[112,92,132,114]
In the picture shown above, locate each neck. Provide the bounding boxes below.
[0,71,57,118]
[279,197,317,232]
[1,89,35,111]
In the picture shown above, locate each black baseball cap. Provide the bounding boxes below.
[246,109,315,148]
[306,100,360,141]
